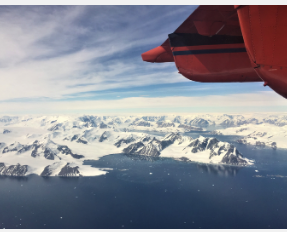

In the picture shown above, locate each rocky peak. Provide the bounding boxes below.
[123,133,183,157]
[3,129,11,134]
[76,137,88,144]
[178,124,203,132]
[71,134,79,141]
[57,145,84,159]
[2,142,23,154]
[123,141,144,154]
[99,122,108,129]
[157,121,175,128]
[99,131,111,142]
[58,163,81,177]
[161,132,182,148]
[114,136,136,148]
[149,137,163,151]
[189,118,211,127]
[184,136,250,166]
[0,163,28,176]
[48,123,63,131]
[131,121,151,127]
[140,135,151,142]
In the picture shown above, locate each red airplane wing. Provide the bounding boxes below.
[142,5,262,83]
[141,5,244,63]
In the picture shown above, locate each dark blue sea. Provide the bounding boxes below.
[1,132,287,229]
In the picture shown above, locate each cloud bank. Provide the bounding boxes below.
[1,92,286,115]
[0,6,194,102]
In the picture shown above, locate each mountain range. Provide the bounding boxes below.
[1,113,285,176]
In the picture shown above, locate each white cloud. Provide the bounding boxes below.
[0,6,193,102]
[0,91,286,115]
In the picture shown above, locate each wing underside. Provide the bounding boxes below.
[142,5,262,83]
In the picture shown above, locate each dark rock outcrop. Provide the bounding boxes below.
[207,130,223,135]
[3,129,11,134]
[114,137,135,148]
[157,122,175,128]
[48,123,63,131]
[142,116,160,122]
[0,163,28,176]
[178,124,203,131]
[173,116,181,124]
[18,144,33,154]
[255,141,265,147]
[263,116,287,127]
[44,148,56,160]
[22,140,57,160]
[137,141,161,156]
[2,139,84,160]
[131,121,151,127]
[123,141,144,154]
[71,135,79,141]
[76,137,88,144]
[0,116,18,124]
[270,142,277,150]
[237,138,277,150]
[79,116,97,127]
[99,131,110,142]
[189,118,211,127]
[30,141,43,157]
[237,138,247,144]
[221,147,247,166]
[141,136,151,142]
[220,119,247,127]
[58,163,81,177]
[99,122,108,129]
[41,165,53,176]
[161,133,182,149]
[57,145,84,159]
[2,142,23,154]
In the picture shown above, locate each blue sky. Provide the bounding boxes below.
[0,5,287,115]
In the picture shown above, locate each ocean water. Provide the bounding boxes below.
[1,134,287,229]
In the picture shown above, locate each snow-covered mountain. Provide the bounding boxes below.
[123,133,252,166]
[2,113,287,129]
[217,124,287,149]
[1,112,286,177]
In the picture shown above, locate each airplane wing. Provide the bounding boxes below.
[142,5,262,83]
